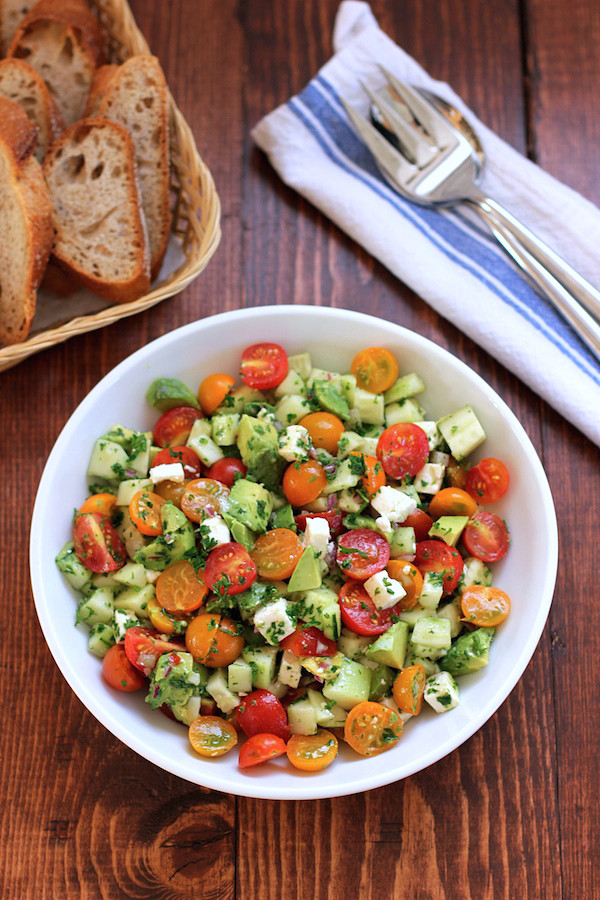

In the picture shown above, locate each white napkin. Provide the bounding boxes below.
[252,0,600,448]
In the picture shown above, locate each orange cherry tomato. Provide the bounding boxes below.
[460,585,511,626]
[198,373,236,415]
[128,490,165,536]
[286,729,339,772]
[446,456,467,489]
[348,451,386,496]
[189,716,238,758]
[185,612,245,667]
[428,487,478,519]
[350,347,399,394]
[78,492,117,517]
[102,643,146,692]
[344,701,403,757]
[239,733,287,768]
[392,665,427,715]
[282,460,327,506]
[156,559,208,614]
[250,528,303,580]
[299,412,345,454]
[386,560,423,611]
[146,596,190,635]
[154,479,186,509]
[465,458,510,503]
[180,478,230,523]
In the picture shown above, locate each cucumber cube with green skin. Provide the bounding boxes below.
[274,368,307,398]
[297,587,341,640]
[365,622,409,669]
[56,542,92,591]
[113,562,148,589]
[186,418,224,467]
[307,688,348,727]
[287,547,322,592]
[384,372,426,404]
[412,616,452,651]
[241,646,278,689]
[337,628,373,661]
[322,657,371,710]
[353,387,385,425]
[287,694,318,735]
[321,458,362,495]
[396,604,432,628]
[403,643,441,675]
[287,351,312,382]
[114,583,154,618]
[87,437,129,482]
[307,368,343,389]
[116,478,152,507]
[228,657,253,694]
[428,515,469,547]
[385,398,426,425]
[440,627,495,677]
[91,571,122,590]
[76,588,114,627]
[340,373,357,408]
[211,413,240,446]
[389,527,416,559]
[206,668,239,714]
[436,405,486,461]
[336,431,378,459]
[88,622,115,658]
[418,572,444,610]
[436,599,463,638]
[275,394,311,426]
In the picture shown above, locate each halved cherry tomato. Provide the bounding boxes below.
[377,423,429,479]
[336,528,390,580]
[198,373,236,415]
[237,689,289,741]
[102,643,146,691]
[124,627,182,676]
[350,347,399,394]
[428,487,478,518]
[392,665,427,715]
[153,479,186,508]
[282,460,327,507]
[294,509,344,538]
[280,624,337,657]
[338,580,398,636]
[465,458,510,504]
[461,584,511,626]
[189,716,238,757]
[462,512,509,562]
[348,452,386,496]
[250,528,303,580]
[73,512,126,573]
[207,457,247,487]
[446,456,467,489]
[240,342,288,390]
[156,559,208,614]
[78,492,117,517]
[386,560,423,611]
[151,445,203,480]
[344,701,403,757]
[129,490,165,536]
[180,478,230,522]
[414,540,463,596]
[153,406,204,447]
[146,596,190,635]
[185,612,245,667]
[239,733,287,768]
[299,412,345,454]
[286,729,338,771]
[204,542,257,595]
[401,508,433,542]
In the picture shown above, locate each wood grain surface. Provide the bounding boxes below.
[1,1,598,897]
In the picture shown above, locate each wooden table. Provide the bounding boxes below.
[2,1,599,896]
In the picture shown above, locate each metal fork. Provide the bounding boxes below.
[341,70,600,362]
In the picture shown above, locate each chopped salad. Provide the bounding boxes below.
[56,342,512,772]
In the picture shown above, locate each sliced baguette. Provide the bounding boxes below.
[86,56,171,279]
[0,58,64,162]
[7,0,107,126]
[0,0,34,54]
[43,117,151,304]
[0,96,53,345]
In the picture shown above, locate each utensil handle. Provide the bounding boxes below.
[475,205,600,363]
[468,189,600,322]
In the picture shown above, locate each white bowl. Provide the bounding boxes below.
[30,306,557,800]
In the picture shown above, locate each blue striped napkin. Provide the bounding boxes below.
[252,0,600,447]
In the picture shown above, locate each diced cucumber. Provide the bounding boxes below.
[297,587,341,640]
[274,368,307,398]
[364,622,408,669]
[396,604,432,628]
[337,489,366,513]
[287,351,312,381]
[55,542,92,591]
[353,387,384,425]
[336,431,379,459]
[215,384,265,415]
[384,372,425,403]
[278,649,302,688]
[388,527,416,559]
[228,657,253,694]
[436,405,486,461]
[76,588,114,627]
[436,598,463,638]
[207,668,239,714]
[307,688,347,727]
[211,413,240,446]
[127,432,152,476]
[112,609,142,642]
[412,616,452,651]
[275,393,311,426]
[91,571,122,590]
[242,645,278,689]
[114,583,155,618]
[322,657,371,710]
[186,419,224,466]
[116,508,148,559]
[418,572,444,610]
[87,438,128,482]
[321,458,362,495]
[307,367,343,389]
[116,478,152,507]
[385,398,425,425]
[287,694,318,735]
[340,373,357,408]
[337,628,373,661]
[113,562,148,589]
[88,622,115,658]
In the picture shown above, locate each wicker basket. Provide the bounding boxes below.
[0,0,221,373]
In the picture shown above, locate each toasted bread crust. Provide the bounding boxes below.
[0,0,34,55]
[0,93,38,162]
[0,58,64,160]
[84,63,119,117]
[7,0,107,65]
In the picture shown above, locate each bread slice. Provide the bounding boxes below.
[7,0,107,127]
[43,118,151,304]
[0,58,64,162]
[86,56,171,279]
[0,97,53,345]
[0,0,34,54]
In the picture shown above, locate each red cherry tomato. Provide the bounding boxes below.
[401,508,433,542]
[238,733,287,768]
[280,624,338,657]
[153,406,204,447]
[151,445,202,480]
[295,510,344,538]
[240,342,288,390]
[336,529,390,581]
[465,458,510,504]
[204,542,257,595]
[73,512,126,573]
[462,511,509,562]
[207,457,247,487]
[376,423,429,479]
[338,580,398,636]
[102,644,146,691]
[123,627,183,676]
[414,540,464,596]
[237,689,290,741]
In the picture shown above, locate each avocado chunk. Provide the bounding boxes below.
[322,657,371,710]
[134,502,195,570]
[226,477,272,533]
[368,663,396,700]
[287,546,322,592]
[228,519,256,550]
[428,515,469,547]
[365,622,409,669]
[146,651,207,710]
[313,379,350,419]
[146,377,200,411]
[440,627,495,676]
[271,502,296,531]
[236,414,286,489]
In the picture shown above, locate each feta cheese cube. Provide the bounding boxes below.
[278,425,311,462]
[302,516,331,557]
[371,485,417,522]
[418,571,444,610]
[149,462,185,485]
[424,671,459,713]
[253,598,297,645]
[413,462,445,494]
[200,515,230,547]
[375,515,392,534]
[429,450,450,467]
[278,649,302,688]
[364,569,406,611]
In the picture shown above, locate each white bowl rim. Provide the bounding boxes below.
[30,305,558,800]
